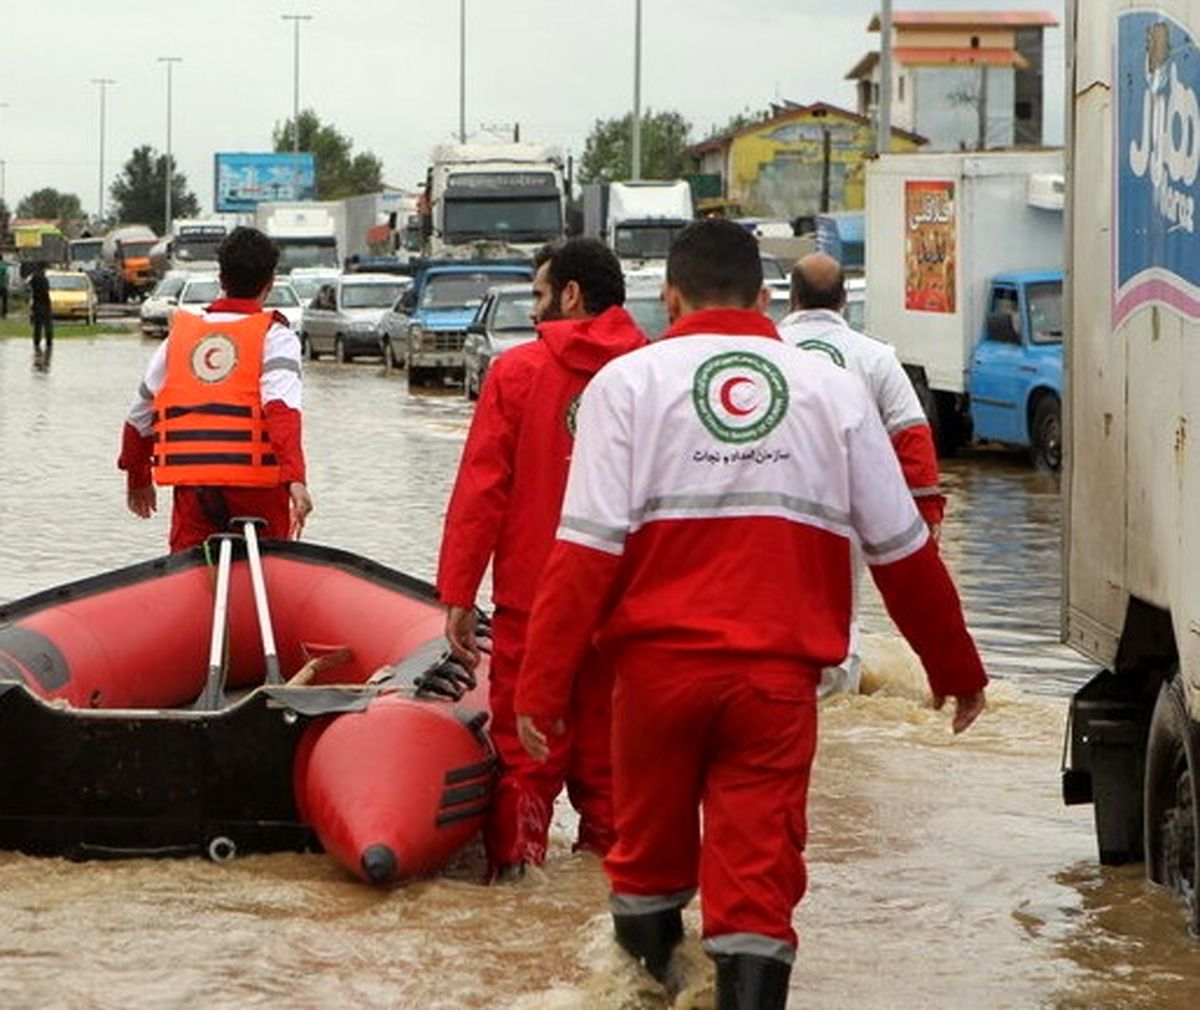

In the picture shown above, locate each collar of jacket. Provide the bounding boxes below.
[779,308,847,329]
[661,307,780,341]
[206,297,264,315]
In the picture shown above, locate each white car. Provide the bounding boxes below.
[139,273,188,338]
[175,276,222,316]
[844,277,866,331]
[289,270,341,308]
[262,281,303,331]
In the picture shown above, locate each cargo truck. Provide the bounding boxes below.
[1060,0,1200,935]
[424,142,565,260]
[864,150,1065,467]
[254,201,344,273]
[102,225,159,301]
[582,179,694,265]
[149,219,229,277]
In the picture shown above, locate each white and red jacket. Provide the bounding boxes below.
[515,309,986,723]
[777,308,944,527]
[437,306,648,612]
[118,298,306,489]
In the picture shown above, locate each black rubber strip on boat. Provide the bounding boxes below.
[440,782,491,809]
[444,760,494,785]
[435,803,490,827]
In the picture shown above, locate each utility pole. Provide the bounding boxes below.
[0,103,8,205]
[632,0,643,180]
[158,58,182,234]
[876,0,894,156]
[458,0,467,143]
[976,64,990,151]
[281,14,313,153]
[91,79,116,223]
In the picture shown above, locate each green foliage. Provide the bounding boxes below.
[705,106,773,141]
[109,146,200,229]
[272,109,384,198]
[579,109,693,183]
[16,188,84,223]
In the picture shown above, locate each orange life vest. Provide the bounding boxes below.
[153,311,281,488]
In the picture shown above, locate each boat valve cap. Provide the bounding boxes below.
[361,844,398,884]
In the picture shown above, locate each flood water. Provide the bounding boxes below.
[0,332,1196,1009]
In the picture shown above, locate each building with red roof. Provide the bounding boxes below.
[846,10,1059,150]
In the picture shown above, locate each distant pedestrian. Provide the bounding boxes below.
[0,257,10,318]
[29,263,53,353]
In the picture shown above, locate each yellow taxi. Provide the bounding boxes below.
[46,270,98,323]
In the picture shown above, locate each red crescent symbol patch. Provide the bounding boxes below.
[719,376,756,417]
[204,347,222,371]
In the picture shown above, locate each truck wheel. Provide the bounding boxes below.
[1144,675,1200,934]
[1030,395,1062,472]
[407,366,427,390]
[335,337,352,364]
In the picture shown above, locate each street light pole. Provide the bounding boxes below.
[158,58,181,235]
[876,0,894,156]
[632,0,642,180]
[281,14,313,153]
[91,79,116,223]
[459,0,467,144]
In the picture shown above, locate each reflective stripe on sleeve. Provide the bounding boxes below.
[861,515,926,560]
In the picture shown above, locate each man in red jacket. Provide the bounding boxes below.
[118,227,312,552]
[437,238,648,881]
[515,220,987,1008]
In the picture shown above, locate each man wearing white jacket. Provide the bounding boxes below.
[778,254,945,695]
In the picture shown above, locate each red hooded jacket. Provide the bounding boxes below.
[437,305,648,613]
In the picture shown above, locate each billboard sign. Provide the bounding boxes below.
[904,180,957,314]
[1115,11,1200,326]
[214,152,316,212]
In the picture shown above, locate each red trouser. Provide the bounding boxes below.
[486,606,615,872]
[168,486,291,553]
[604,650,818,960]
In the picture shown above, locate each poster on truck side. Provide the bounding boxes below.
[1114,10,1200,327]
[214,153,316,213]
[904,180,956,314]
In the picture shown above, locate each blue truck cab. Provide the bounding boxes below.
[396,259,533,389]
[966,270,1064,469]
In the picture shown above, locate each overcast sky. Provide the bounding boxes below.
[0,0,1064,219]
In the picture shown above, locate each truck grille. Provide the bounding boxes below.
[429,332,465,352]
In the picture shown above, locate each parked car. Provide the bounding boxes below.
[844,277,866,331]
[45,270,98,323]
[462,284,537,399]
[300,274,411,362]
[139,273,188,337]
[289,269,340,308]
[263,280,303,331]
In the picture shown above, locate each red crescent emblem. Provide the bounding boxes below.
[204,347,222,371]
[719,376,756,417]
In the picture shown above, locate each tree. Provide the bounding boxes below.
[579,109,693,183]
[704,106,773,141]
[109,146,200,229]
[16,187,84,223]
[272,109,384,199]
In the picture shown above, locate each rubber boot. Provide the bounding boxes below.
[713,954,791,1010]
[612,908,684,985]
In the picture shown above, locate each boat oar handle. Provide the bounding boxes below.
[193,535,235,711]
[234,516,282,686]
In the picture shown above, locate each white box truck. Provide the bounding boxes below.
[864,151,1065,466]
[1060,0,1200,934]
[582,179,694,266]
[254,201,344,273]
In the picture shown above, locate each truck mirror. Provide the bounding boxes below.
[400,291,417,313]
[986,312,1021,345]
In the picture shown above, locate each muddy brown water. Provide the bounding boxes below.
[0,334,1196,1009]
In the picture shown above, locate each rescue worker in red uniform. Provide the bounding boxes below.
[118,227,312,551]
[514,220,988,1009]
[437,238,648,880]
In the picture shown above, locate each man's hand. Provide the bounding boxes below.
[445,605,481,670]
[933,689,986,734]
[927,521,942,544]
[127,485,157,519]
[517,713,565,763]
[289,482,313,538]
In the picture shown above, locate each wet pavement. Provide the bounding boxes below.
[0,333,1196,1009]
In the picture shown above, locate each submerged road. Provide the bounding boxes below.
[0,333,1195,1009]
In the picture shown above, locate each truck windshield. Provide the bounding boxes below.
[614,224,687,259]
[69,240,103,263]
[121,241,155,259]
[444,198,561,242]
[276,241,340,272]
[175,238,223,262]
[1028,282,1064,344]
[423,272,528,309]
[342,283,407,309]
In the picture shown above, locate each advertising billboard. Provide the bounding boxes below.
[214,152,316,212]
[904,180,956,314]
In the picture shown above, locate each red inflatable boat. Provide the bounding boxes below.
[0,537,494,882]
